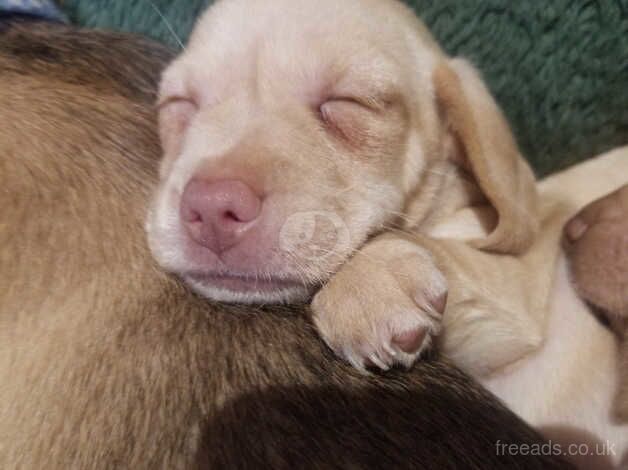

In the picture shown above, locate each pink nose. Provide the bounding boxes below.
[180,179,262,254]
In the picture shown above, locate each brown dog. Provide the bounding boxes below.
[565,184,628,422]
[0,20,572,469]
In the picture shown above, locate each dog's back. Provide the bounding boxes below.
[0,20,571,469]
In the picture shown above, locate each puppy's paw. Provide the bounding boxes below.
[565,184,628,320]
[311,238,447,372]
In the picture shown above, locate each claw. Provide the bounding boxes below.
[383,342,398,357]
[344,349,369,374]
[367,353,391,371]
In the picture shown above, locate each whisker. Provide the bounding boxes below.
[422,168,453,177]
[146,0,186,50]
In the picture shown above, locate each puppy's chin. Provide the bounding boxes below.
[147,213,354,305]
[183,273,314,304]
[146,222,335,305]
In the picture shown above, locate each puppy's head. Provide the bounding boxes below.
[147,0,537,304]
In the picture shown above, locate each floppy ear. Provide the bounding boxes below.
[432,59,539,254]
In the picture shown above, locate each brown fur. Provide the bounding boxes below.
[0,20,573,468]
[565,184,628,422]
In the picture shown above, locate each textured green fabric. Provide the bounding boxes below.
[58,0,628,176]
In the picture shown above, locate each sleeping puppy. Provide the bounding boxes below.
[148,0,538,369]
[565,184,628,421]
[147,0,628,462]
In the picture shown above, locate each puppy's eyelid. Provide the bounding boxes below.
[156,95,198,110]
[326,96,375,112]
[318,100,369,143]
[326,88,399,111]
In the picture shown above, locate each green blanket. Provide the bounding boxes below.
[59,0,628,176]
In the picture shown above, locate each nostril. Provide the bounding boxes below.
[181,203,203,224]
[223,210,241,223]
[189,211,203,223]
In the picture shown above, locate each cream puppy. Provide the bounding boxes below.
[148,0,536,369]
[147,0,628,462]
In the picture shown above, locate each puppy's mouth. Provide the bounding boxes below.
[184,271,306,294]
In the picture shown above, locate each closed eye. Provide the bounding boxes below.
[157,96,198,112]
[317,98,376,143]
[157,96,198,136]
[320,96,372,113]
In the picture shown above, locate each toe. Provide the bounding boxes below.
[430,291,448,315]
[392,327,427,354]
